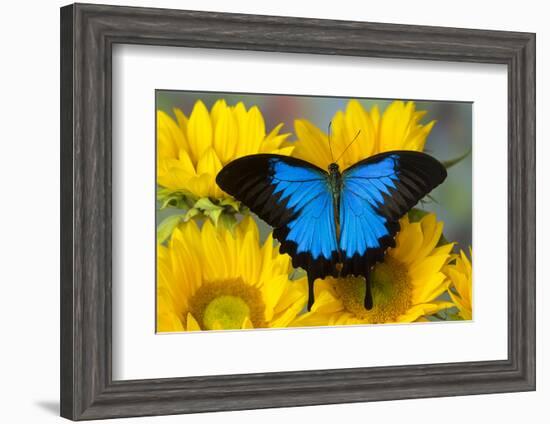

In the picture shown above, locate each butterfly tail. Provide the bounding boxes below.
[307,274,316,311]
[364,271,373,310]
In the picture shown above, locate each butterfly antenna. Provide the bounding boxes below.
[335,130,361,164]
[328,122,335,163]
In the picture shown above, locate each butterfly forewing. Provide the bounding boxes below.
[216,154,340,284]
[339,150,447,277]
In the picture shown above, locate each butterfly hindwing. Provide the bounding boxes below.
[216,154,340,287]
[339,150,447,277]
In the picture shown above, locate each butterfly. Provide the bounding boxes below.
[216,144,447,311]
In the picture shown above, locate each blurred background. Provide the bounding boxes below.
[157,91,472,251]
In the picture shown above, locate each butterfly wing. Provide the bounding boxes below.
[339,151,447,306]
[216,155,340,302]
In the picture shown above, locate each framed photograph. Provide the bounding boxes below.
[60,3,535,420]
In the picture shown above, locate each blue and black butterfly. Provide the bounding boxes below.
[216,145,446,311]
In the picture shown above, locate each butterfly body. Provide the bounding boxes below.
[216,150,447,311]
[327,162,343,196]
[327,163,343,243]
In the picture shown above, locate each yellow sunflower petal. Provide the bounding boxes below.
[212,103,239,164]
[370,105,381,147]
[409,254,450,282]
[186,313,202,331]
[241,316,254,329]
[291,99,435,171]
[260,123,291,153]
[379,101,424,152]
[258,233,274,282]
[238,216,261,286]
[157,288,185,333]
[262,274,290,321]
[158,218,305,332]
[176,148,197,174]
[292,118,332,169]
[445,249,473,319]
[411,272,449,304]
[405,120,436,151]
[448,290,472,320]
[158,99,290,206]
[270,293,307,328]
[391,221,423,264]
[196,147,223,197]
[157,312,184,333]
[157,110,186,159]
[186,173,213,198]
[341,100,376,166]
[186,100,212,164]
[397,301,454,322]
[272,277,307,315]
[171,223,203,295]
[447,268,471,304]
[244,105,267,155]
[173,108,189,134]
[413,214,443,261]
[200,219,228,282]
[158,249,187,313]
[157,159,190,189]
[460,250,473,274]
[210,99,227,126]
[311,289,344,314]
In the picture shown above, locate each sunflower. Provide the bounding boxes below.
[157,216,307,332]
[445,249,473,320]
[157,99,293,228]
[292,100,436,171]
[290,213,454,326]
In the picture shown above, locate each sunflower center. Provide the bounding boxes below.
[334,257,412,323]
[203,296,250,330]
[187,278,266,330]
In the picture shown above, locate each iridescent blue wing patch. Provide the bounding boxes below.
[216,155,340,296]
[339,150,447,279]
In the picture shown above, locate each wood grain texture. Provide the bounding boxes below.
[60,3,536,420]
[60,4,74,419]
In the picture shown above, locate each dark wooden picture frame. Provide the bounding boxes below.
[60,3,536,421]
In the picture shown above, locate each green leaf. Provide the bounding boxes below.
[445,312,464,321]
[193,197,220,212]
[157,187,198,210]
[157,191,247,231]
[206,207,224,226]
[434,312,448,320]
[219,197,242,212]
[157,214,185,244]
[159,195,183,210]
[408,208,430,222]
[184,208,200,221]
[156,187,172,199]
[441,148,471,169]
[217,213,238,233]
